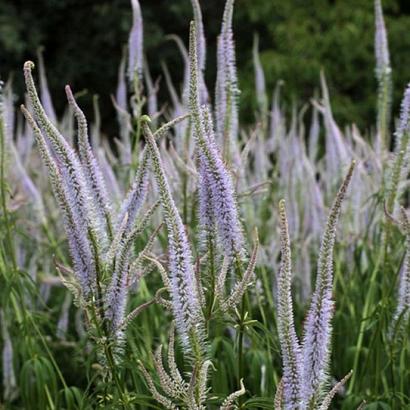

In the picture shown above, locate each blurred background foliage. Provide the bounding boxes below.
[1,0,410,135]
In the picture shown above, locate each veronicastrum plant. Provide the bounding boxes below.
[1,0,410,408]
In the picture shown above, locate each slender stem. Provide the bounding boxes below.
[88,230,130,409]
[234,255,246,408]
[206,235,215,322]
[348,249,383,393]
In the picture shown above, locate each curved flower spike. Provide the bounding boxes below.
[391,207,410,333]
[24,62,101,259]
[142,117,204,351]
[277,199,303,409]
[302,161,355,405]
[220,378,246,410]
[138,361,176,410]
[65,85,113,239]
[318,370,353,410]
[225,234,259,309]
[189,22,244,258]
[37,48,57,123]
[386,84,410,213]
[21,105,96,295]
[117,147,150,234]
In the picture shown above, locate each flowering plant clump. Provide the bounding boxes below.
[0,0,410,409]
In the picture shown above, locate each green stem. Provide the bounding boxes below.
[234,256,246,407]
[206,235,215,323]
[88,230,130,409]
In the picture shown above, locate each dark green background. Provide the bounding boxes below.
[1,0,410,135]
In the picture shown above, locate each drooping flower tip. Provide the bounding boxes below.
[24,61,35,72]
[140,114,151,123]
[301,161,355,403]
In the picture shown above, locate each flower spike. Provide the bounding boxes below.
[142,117,204,350]
[302,161,355,405]
[277,199,303,409]
[189,22,244,258]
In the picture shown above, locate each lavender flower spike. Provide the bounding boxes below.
[374,0,392,152]
[277,199,303,409]
[190,0,206,71]
[215,0,240,162]
[302,161,355,406]
[117,147,150,234]
[189,0,209,106]
[391,207,410,332]
[253,33,267,113]
[65,85,113,238]
[197,155,215,249]
[23,62,99,245]
[375,0,391,80]
[141,117,204,350]
[21,105,96,296]
[386,84,410,213]
[37,47,57,124]
[128,0,143,82]
[189,22,244,257]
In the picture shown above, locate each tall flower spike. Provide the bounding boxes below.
[253,33,267,114]
[215,0,240,162]
[117,147,150,234]
[142,117,204,350]
[23,62,100,246]
[167,35,190,108]
[190,0,206,71]
[277,199,303,409]
[116,49,128,112]
[197,155,216,249]
[374,0,392,153]
[386,85,410,213]
[106,202,158,337]
[21,105,96,295]
[37,47,57,124]
[128,0,143,82]
[144,61,159,123]
[118,113,190,234]
[189,0,209,105]
[391,207,410,332]
[225,235,258,309]
[138,361,177,410]
[65,85,113,239]
[375,0,391,81]
[302,161,355,405]
[189,22,244,257]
